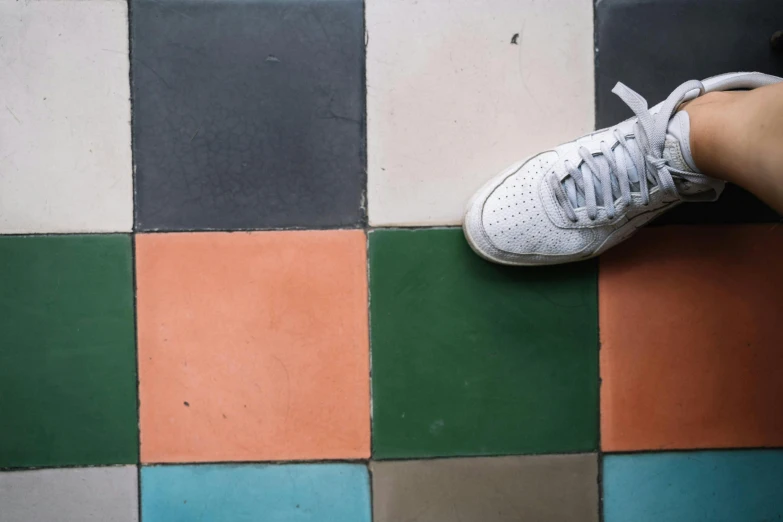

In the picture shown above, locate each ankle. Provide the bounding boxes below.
[681,92,743,181]
[684,87,783,214]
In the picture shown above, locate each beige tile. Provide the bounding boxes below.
[366,0,594,226]
[0,466,138,522]
[372,454,598,522]
[0,0,132,233]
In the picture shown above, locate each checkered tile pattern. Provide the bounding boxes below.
[1,0,782,520]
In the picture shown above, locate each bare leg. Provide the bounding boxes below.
[682,83,783,214]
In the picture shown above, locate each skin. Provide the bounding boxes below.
[681,82,783,214]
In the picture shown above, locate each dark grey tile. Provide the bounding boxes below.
[596,0,783,224]
[131,0,365,231]
[371,455,599,522]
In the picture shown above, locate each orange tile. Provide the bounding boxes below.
[136,231,370,463]
[600,225,783,452]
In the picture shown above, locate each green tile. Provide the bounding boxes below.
[369,229,598,459]
[0,235,138,468]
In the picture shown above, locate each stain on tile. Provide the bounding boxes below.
[0,466,138,522]
[141,464,371,522]
[596,0,783,223]
[604,451,783,522]
[600,225,783,452]
[366,0,594,226]
[369,229,598,459]
[372,454,598,522]
[0,236,138,468]
[0,0,132,233]
[131,0,365,231]
[136,231,370,462]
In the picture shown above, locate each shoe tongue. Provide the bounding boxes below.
[663,110,699,173]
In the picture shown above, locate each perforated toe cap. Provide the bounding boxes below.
[464,152,596,265]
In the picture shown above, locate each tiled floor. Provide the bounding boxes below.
[1,0,782,521]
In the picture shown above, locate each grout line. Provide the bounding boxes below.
[0,451,607,473]
[2,223,772,239]
[128,0,138,234]
[0,225,451,238]
[366,463,375,521]
[592,0,603,514]
[131,233,143,522]
[0,463,136,474]
[592,0,599,136]
[136,224,365,234]
[364,224,460,232]
[141,459,370,468]
[4,446,779,473]
[124,0,143,519]
[596,245,604,520]
[359,0,369,230]
[601,446,783,457]
[359,16,374,478]
[136,224,462,234]
[0,231,132,238]
[365,229,374,446]
[362,0,375,457]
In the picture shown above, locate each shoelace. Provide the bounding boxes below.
[550,80,721,222]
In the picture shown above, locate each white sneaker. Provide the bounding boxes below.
[463,72,783,266]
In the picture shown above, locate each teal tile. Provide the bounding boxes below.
[0,235,138,468]
[141,464,371,522]
[604,451,783,522]
[369,229,598,459]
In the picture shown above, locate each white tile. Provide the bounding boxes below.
[0,0,132,233]
[0,466,138,522]
[367,0,594,226]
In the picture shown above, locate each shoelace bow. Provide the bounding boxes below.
[550,80,720,222]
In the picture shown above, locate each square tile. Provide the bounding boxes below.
[372,455,598,522]
[0,0,132,234]
[136,231,370,462]
[369,229,598,459]
[600,225,783,452]
[604,451,783,522]
[366,0,594,226]
[141,464,371,522]
[596,0,783,223]
[131,0,365,231]
[0,235,137,468]
[0,466,138,522]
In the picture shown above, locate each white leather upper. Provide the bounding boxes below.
[480,153,596,257]
[463,72,783,266]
